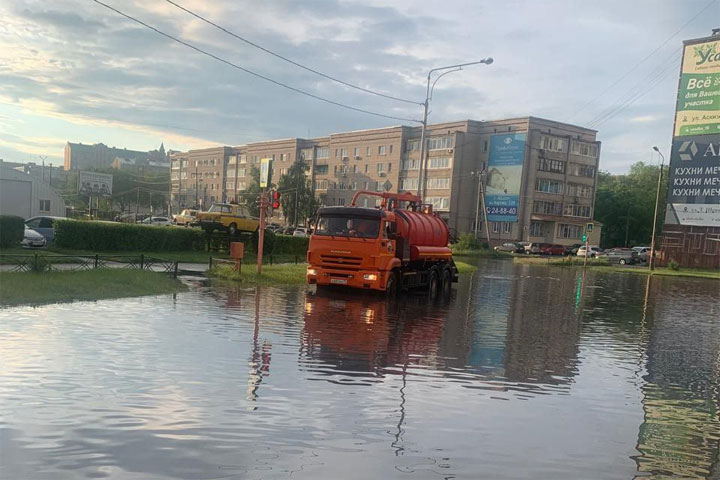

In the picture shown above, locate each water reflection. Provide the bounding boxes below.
[0,260,718,479]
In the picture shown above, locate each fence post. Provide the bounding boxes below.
[94,254,99,269]
[174,261,179,278]
[140,254,144,270]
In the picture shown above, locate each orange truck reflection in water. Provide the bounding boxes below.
[306,191,458,294]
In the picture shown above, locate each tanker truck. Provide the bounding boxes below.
[306,191,458,295]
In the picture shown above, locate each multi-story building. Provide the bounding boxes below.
[170,116,601,246]
[64,142,169,171]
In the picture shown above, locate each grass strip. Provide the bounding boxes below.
[0,269,187,307]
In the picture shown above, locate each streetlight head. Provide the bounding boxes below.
[653,146,660,152]
[484,57,494,65]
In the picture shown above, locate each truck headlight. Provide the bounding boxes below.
[307,268,317,276]
[363,273,377,281]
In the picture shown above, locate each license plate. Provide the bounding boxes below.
[330,278,347,285]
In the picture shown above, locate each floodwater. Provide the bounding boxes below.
[1,260,718,479]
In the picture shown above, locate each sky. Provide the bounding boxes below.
[0,0,718,173]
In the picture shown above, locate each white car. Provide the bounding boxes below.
[293,227,309,237]
[576,245,603,258]
[140,216,173,226]
[21,226,46,248]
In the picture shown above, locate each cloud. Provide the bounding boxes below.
[630,115,659,123]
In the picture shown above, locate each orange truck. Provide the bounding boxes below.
[306,191,458,295]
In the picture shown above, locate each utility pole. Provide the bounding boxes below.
[257,190,268,274]
[649,146,665,271]
[415,58,493,203]
[195,165,199,209]
[477,171,492,248]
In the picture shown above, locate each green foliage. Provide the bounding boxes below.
[244,166,263,217]
[54,220,205,251]
[668,259,680,271]
[251,228,276,254]
[594,162,667,248]
[0,215,24,248]
[273,234,309,256]
[277,160,318,226]
[453,232,482,251]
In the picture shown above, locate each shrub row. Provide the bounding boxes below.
[54,220,206,252]
[0,215,24,248]
[273,234,309,256]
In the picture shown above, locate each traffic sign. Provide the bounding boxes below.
[586,223,594,232]
[260,158,272,188]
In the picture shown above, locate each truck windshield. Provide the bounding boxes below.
[315,215,380,239]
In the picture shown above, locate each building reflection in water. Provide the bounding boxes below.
[633,276,720,478]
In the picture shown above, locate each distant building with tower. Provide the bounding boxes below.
[64,141,169,171]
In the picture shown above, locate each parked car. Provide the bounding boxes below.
[21,226,46,248]
[565,243,583,256]
[24,216,64,244]
[140,216,173,226]
[293,227,309,237]
[494,242,519,253]
[282,226,296,235]
[195,203,259,235]
[172,209,198,226]
[576,245,603,258]
[515,241,531,254]
[538,243,566,255]
[632,246,652,263]
[525,242,543,254]
[605,248,640,265]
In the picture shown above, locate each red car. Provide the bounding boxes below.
[538,243,566,255]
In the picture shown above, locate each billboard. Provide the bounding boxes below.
[674,38,720,136]
[666,134,720,226]
[78,171,113,196]
[485,133,526,222]
[259,158,272,188]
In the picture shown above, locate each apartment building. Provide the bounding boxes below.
[170,116,601,246]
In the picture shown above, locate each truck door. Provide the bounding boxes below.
[381,220,397,261]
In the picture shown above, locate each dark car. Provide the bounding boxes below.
[565,243,582,256]
[538,243,566,255]
[605,248,640,265]
[494,242,519,253]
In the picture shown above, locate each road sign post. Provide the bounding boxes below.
[582,233,588,269]
[257,190,267,275]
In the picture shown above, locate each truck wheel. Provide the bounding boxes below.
[428,268,439,300]
[228,223,238,236]
[385,272,398,297]
[440,268,452,297]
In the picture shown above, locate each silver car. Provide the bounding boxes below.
[21,226,46,248]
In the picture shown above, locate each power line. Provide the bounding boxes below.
[569,0,717,123]
[92,0,420,124]
[164,0,421,106]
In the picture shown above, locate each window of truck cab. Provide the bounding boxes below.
[314,214,380,239]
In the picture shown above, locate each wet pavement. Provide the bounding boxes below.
[0,259,718,479]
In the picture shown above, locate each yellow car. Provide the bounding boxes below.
[195,203,260,236]
[172,209,198,226]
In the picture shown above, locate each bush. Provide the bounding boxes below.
[54,220,205,251]
[668,258,680,271]
[273,234,309,255]
[453,232,482,251]
[0,215,25,248]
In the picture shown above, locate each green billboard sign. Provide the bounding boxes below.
[675,39,720,137]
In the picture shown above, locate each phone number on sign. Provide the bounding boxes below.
[486,206,517,215]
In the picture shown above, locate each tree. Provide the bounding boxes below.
[277,160,318,226]
[244,166,263,217]
[594,161,668,248]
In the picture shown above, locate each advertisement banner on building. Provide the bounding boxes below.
[259,158,272,188]
[77,171,113,196]
[486,133,526,222]
[674,38,720,137]
[666,134,720,226]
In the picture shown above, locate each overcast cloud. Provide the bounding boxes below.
[0,0,717,172]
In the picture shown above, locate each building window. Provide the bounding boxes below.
[377,163,385,173]
[402,159,420,170]
[353,147,359,157]
[316,147,329,159]
[280,153,287,162]
[427,136,454,150]
[533,200,563,215]
[566,183,593,198]
[251,155,259,163]
[339,165,349,174]
[171,172,179,180]
[503,222,512,234]
[400,178,419,191]
[407,139,420,152]
[482,140,488,152]
[226,181,234,190]
[530,221,544,237]
[428,156,451,169]
[366,146,371,156]
[378,145,387,155]
[571,142,598,157]
[557,223,583,239]
[315,165,328,175]
[538,158,565,174]
[388,163,392,173]
[364,164,369,173]
[181,171,187,179]
[535,178,564,194]
[425,177,450,189]
[389,144,394,154]
[237,168,246,177]
[281,168,288,176]
[340,148,348,158]
[569,163,596,178]
[564,204,592,218]
[539,135,565,152]
[353,165,358,173]
[426,196,449,210]
[315,179,328,190]
[491,222,501,234]
[239,155,247,164]
[228,155,237,165]
[337,198,345,206]
[237,181,247,190]
[39,200,50,212]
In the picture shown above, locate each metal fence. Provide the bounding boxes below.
[0,254,179,277]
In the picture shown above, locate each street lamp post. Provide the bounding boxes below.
[649,146,665,271]
[416,58,493,202]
